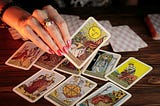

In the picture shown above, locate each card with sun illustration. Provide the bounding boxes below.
[64,17,111,69]
[44,75,97,106]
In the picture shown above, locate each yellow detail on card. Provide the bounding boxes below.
[89,26,101,39]
[116,58,151,78]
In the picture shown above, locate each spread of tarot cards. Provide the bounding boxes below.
[5,16,153,106]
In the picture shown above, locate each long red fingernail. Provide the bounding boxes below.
[49,49,55,54]
[63,46,68,54]
[67,40,72,48]
[57,49,63,56]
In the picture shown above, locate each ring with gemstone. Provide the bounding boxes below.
[42,18,53,27]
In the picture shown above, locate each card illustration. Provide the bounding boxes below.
[13,69,65,103]
[82,50,121,81]
[76,82,131,106]
[34,52,64,70]
[106,57,153,89]
[56,58,81,75]
[5,41,44,70]
[44,75,97,106]
[64,17,111,69]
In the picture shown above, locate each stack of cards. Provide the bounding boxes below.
[109,25,148,52]
[5,16,153,106]
[145,14,160,40]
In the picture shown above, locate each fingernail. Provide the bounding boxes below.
[49,49,55,54]
[67,40,72,48]
[63,46,68,54]
[57,49,63,56]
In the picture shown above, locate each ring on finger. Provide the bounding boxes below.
[42,18,53,28]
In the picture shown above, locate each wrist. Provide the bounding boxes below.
[2,5,31,29]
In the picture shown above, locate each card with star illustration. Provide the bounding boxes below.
[64,17,111,69]
[44,75,97,106]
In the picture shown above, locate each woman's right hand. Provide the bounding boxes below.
[2,5,71,56]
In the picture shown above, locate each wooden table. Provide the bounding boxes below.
[0,7,160,106]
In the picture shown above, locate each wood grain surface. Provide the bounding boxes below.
[0,7,160,106]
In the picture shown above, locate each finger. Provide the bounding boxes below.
[32,9,67,54]
[26,14,61,55]
[22,24,53,54]
[43,5,71,48]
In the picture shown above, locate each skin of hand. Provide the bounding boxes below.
[2,4,71,56]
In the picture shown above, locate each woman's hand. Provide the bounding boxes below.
[3,5,71,56]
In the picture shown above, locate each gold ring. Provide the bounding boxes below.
[43,18,53,27]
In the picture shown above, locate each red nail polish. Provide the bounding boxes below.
[57,49,63,56]
[63,46,68,54]
[49,49,55,54]
[67,40,72,48]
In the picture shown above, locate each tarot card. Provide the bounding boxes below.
[64,17,111,69]
[13,69,65,103]
[55,58,82,75]
[76,82,132,106]
[82,49,121,81]
[105,57,153,89]
[5,41,44,70]
[44,75,97,106]
[34,52,64,70]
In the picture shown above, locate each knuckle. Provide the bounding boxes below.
[27,16,36,24]
[22,25,30,33]
[32,9,41,16]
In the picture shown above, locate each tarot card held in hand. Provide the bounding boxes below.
[56,58,82,75]
[34,52,64,70]
[44,75,97,106]
[82,49,121,81]
[76,82,132,106]
[5,41,44,70]
[64,17,111,69]
[105,57,153,89]
[13,69,65,103]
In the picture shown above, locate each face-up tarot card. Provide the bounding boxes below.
[13,69,65,103]
[82,49,121,81]
[76,82,132,106]
[34,52,64,70]
[44,75,97,106]
[5,41,44,70]
[55,58,82,75]
[64,17,111,69]
[105,57,153,89]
